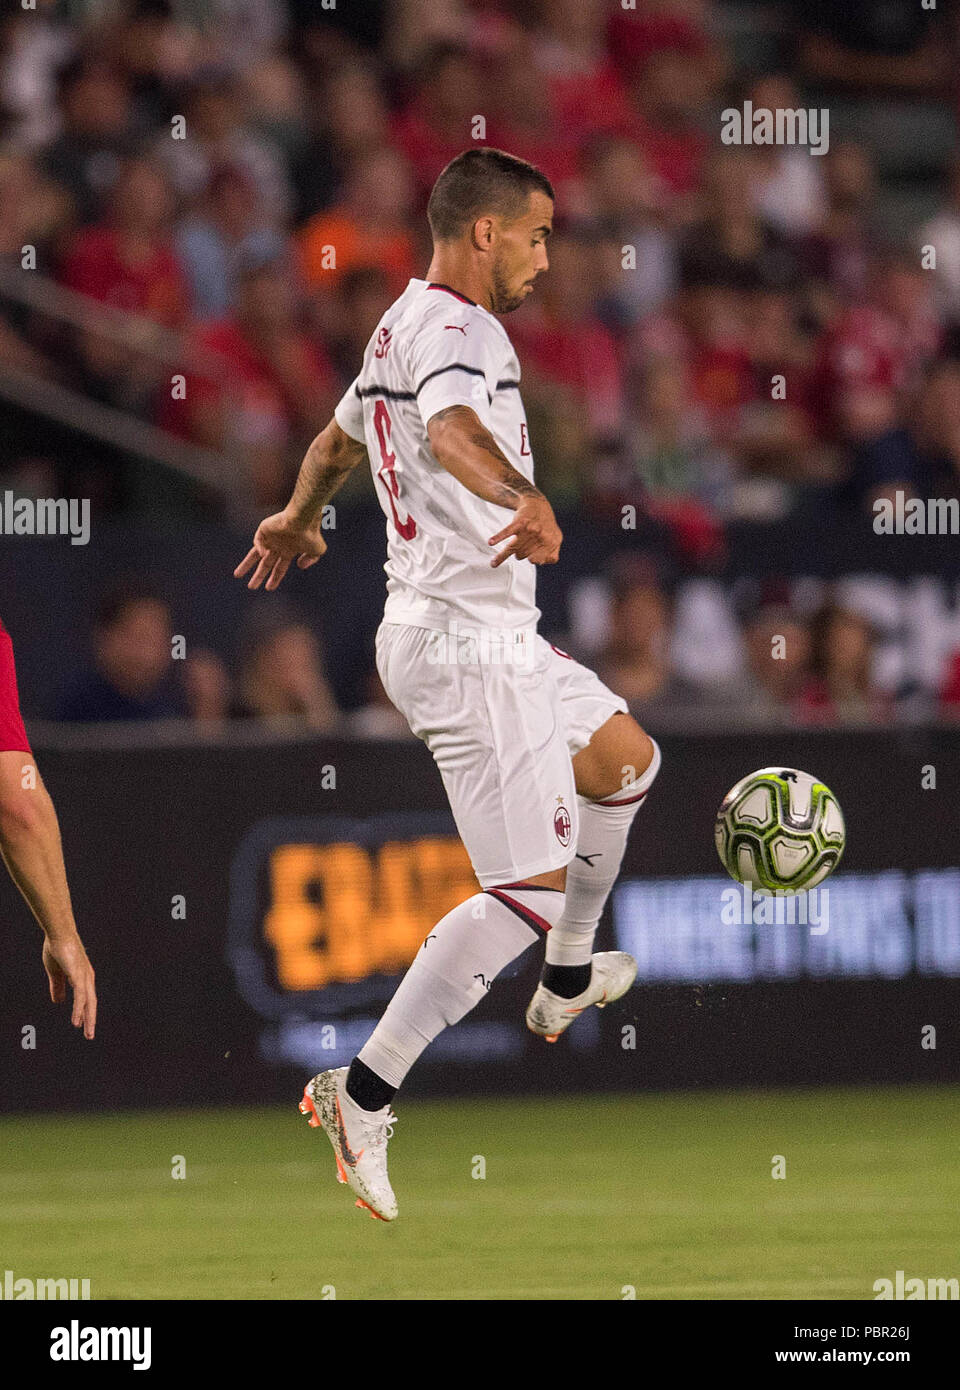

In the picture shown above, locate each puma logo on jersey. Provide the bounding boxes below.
[444,324,468,334]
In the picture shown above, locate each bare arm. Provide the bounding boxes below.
[235,418,367,590]
[0,752,96,1038]
[426,405,562,567]
[286,418,368,523]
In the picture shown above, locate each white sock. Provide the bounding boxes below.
[545,739,661,969]
[358,884,566,1089]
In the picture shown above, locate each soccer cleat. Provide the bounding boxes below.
[525,951,638,1042]
[298,1066,399,1222]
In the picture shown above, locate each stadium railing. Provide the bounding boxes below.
[0,261,243,516]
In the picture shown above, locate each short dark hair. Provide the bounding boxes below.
[427,148,554,242]
[94,579,169,632]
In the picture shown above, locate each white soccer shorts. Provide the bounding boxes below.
[375,621,628,888]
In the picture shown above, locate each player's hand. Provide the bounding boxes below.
[488,495,562,568]
[43,932,97,1040]
[234,509,328,590]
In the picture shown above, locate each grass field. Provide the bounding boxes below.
[1,1085,958,1300]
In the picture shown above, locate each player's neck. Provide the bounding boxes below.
[425,253,489,311]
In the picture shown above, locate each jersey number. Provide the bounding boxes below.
[373,400,417,540]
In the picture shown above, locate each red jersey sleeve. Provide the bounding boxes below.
[0,622,31,753]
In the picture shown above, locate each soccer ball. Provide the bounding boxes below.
[714,767,845,893]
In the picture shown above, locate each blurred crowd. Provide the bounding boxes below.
[58,577,360,732]
[51,562,960,732]
[1,0,960,730]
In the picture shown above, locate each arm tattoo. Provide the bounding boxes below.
[429,405,467,426]
[288,429,365,520]
[490,469,539,507]
[466,428,539,505]
[431,405,541,507]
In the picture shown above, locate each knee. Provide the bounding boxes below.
[574,715,659,801]
[624,725,656,781]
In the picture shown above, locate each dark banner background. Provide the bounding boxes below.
[2,727,958,1113]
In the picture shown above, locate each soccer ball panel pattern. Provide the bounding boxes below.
[715,768,845,893]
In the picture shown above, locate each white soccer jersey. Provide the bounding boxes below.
[334,278,539,633]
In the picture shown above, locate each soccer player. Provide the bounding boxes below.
[235,149,660,1221]
[0,615,97,1039]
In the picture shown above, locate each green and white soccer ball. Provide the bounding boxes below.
[714,767,845,893]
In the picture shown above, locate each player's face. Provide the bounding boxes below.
[489,191,553,313]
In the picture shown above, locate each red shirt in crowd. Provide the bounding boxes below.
[510,310,622,435]
[59,226,190,328]
[160,318,338,445]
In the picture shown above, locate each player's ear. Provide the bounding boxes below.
[471,215,495,252]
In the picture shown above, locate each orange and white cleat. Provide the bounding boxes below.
[525,952,637,1042]
[299,1067,399,1222]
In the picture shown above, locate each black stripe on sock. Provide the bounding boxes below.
[346,1057,395,1112]
[541,963,592,998]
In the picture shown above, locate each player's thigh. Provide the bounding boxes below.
[378,624,577,887]
[539,637,627,760]
[538,639,654,800]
